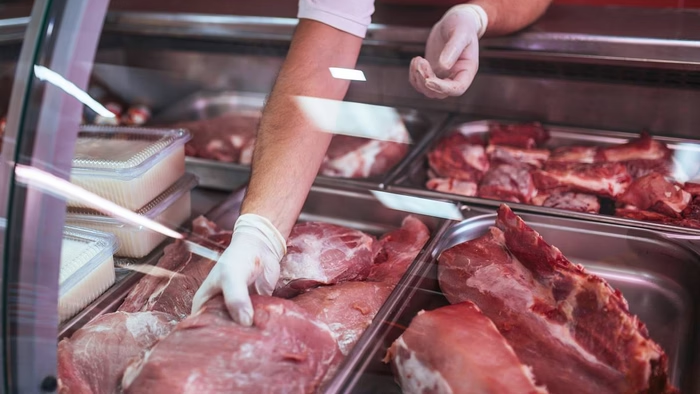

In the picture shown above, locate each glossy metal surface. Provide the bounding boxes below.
[153,91,449,191]
[388,118,700,235]
[331,208,700,393]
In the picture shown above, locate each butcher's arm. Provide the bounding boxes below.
[473,0,552,36]
[240,19,363,239]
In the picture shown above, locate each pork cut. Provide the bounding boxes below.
[428,133,489,182]
[58,311,177,394]
[488,122,549,149]
[437,204,675,394]
[531,190,600,213]
[685,182,700,197]
[478,164,537,203]
[486,144,550,168]
[533,162,632,198]
[320,134,409,178]
[618,173,691,218]
[425,178,478,196]
[274,222,376,298]
[548,146,598,163]
[616,208,700,229]
[122,296,340,394]
[682,196,700,220]
[597,133,673,178]
[176,112,260,163]
[386,302,547,394]
[368,215,431,286]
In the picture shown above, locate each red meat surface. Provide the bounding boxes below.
[533,162,632,198]
[478,164,537,203]
[368,215,431,286]
[597,133,673,179]
[320,135,409,178]
[548,146,598,164]
[427,133,489,182]
[618,173,691,218]
[176,113,260,163]
[486,144,550,168]
[488,122,549,149]
[531,190,600,213]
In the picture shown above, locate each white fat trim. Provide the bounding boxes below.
[392,337,453,394]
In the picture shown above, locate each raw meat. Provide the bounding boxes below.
[683,196,700,220]
[488,122,549,149]
[58,311,177,394]
[618,173,691,218]
[616,208,700,229]
[426,178,478,196]
[533,162,632,198]
[531,190,600,213]
[320,134,409,178]
[175,113,260,163]
[548,146,597,164]
[275,222,376,298]
[293,281,393,355]
[386,302,547,394]
[122,296,340,394]
[478,164,537,203]
[438,205,675,394]
[428,133,489,182]
[368,215,431,286]
[486,144,550,168]
[597,133,673,178]
[685,182,700,197]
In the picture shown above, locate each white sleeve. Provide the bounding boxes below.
[298,0,375,38]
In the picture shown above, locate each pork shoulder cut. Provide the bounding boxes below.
[426,178,478,196]
[533,162,632,198]
[617,173,691,218]
[428,133,489,182]
[368,215,430,286]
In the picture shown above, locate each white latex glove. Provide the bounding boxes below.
[409,4,488,99]
[191,213,287,326]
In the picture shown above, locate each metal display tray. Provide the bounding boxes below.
[327,207,700,394]
[387,117,700,235]
[153,91,451,191]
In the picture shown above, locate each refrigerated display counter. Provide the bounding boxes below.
[1,0,700,393]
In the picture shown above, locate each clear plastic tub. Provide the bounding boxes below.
[59,226,119,322]
[66,173,197,258]
[69,126,191,211]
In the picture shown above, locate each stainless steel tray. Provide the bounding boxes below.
[154,91,451,191]
[387,117,700,235]
[327,207,700,394]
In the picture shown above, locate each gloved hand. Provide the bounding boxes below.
[409,4,488,99]
[191,213,287,326]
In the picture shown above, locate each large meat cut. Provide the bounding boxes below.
[533,162,632,198]
[274,222,377,298]
[488,122,549,149]
[122,296,341,394]
[598,133,673,178]
[176,113,259,164]
[531,189,601,213]
[618,173,691,217]
[58,311,177,394]
[427,132,489,182]
[486,144,550,168]
[437,205,675,394]
[368,215,431,286]
[426,178,478,196]
[386,302,547,394]
[320,133,409,178]
[478,164,537,203]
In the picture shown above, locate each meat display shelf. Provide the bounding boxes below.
[153,91,451,191]
[327,207,700,394]
[387,117,700,235]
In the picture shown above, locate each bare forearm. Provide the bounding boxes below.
[240,19,363,238]
[471,0,552,36]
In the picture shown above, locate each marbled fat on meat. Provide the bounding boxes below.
[386,302,547,394]
[437,205,675,394]
[531,190,600,213]
[320,135,409,178]
[488,122,549,149]
[478,164,537,203]
[58,312,177,394]
[427,133,489,182]
[486,144,550,168]
[275,222,376,298]
[426,178,478,197]
[533,162,632,198]
[122,296,340,394]
[548,146,598,164]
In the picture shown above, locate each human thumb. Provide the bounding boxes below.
[438,27,469,72]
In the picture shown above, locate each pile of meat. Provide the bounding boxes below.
[175,112,410,179]
[57,215,430,394]
[386,205,677,394]
[426,122,700,228]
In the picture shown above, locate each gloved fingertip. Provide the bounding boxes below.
[237,307,254,327]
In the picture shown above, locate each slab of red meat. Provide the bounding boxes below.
[58,311,177,394]
[368,215,431,286]
[119,219,232,319]
[426,178,478,196]
[486,144,550,168]
[274,222,376,298]
[618,173,691,218]
[685,182,700,197]
[533,162,632,198]
[531,190,600,213]
[548,146,598,163]
[122,296,341,394]
[320,134,409,178]
[438,205,675,394]
[616,208,700,229]
[386,302,547,394]
[683,196,700,220]
[427,133,489,182]
[597,133,673,179]
[478,164,537,203]
[488,122,549,149]
[174,113,260,163]
[293,281,393,356]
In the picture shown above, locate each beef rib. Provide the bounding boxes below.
[533,162,632,198]
[548,146,598,164]
[531,190,601,213]
[618,173,691,218]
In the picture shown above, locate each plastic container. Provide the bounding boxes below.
[59,226,119,323]
[66,173,197,258]
[70,125,191,210]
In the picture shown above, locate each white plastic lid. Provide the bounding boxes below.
[59,226,119,298]
[71,125,191,180]
[65,173,198,227]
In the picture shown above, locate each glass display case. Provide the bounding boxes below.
[1,0,700,393]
